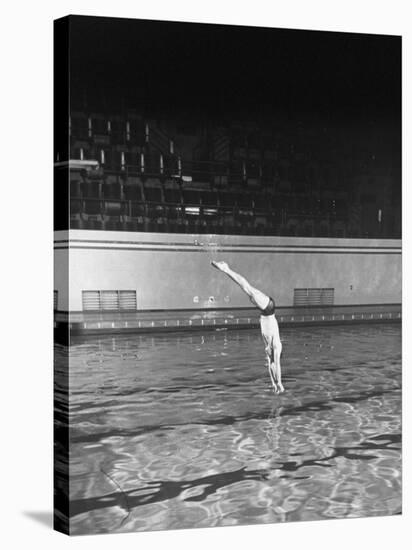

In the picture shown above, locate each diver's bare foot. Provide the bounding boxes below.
[211,261,230,273]
[271,382,285,394]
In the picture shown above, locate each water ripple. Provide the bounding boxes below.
[60,323,402,534]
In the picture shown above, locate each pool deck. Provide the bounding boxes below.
[55,303,401,339]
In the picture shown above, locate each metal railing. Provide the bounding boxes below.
[69,193,371,237]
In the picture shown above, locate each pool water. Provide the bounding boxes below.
[60,323,401,535]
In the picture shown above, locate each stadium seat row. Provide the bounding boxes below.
[70,197,349,236]
[69,214,350,238]
[69,181,346,216]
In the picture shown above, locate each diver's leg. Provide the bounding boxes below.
[211,261,269,310]
[270,362,280,394]
[262,335,279,393]
[264,342,278,392]
[268,357,278,393]
[274,348,284,393]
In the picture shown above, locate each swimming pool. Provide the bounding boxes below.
[60,323,401,535]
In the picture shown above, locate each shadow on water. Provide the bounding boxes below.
[70,466,268,518]
[69,431,400,519]
[70,386,399,444]
[276,432,401,474]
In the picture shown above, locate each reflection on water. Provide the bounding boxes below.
[58,324,401,534]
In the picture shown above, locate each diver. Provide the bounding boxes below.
[211,261,284,393]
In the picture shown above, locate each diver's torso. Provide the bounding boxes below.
[259,313,281,344]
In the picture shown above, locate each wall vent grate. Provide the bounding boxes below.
[293,288,334,306]
[82,290,137,311]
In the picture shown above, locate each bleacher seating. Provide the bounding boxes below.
[103,181,122,200]
[81,180,101,199]
[63,110,400,238]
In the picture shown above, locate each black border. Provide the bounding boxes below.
[53,15,70,536]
